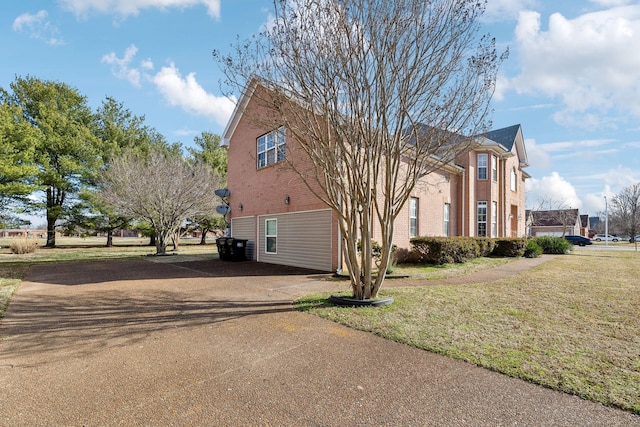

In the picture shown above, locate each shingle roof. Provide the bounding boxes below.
[526,209,580,227]
[483,124,521,151]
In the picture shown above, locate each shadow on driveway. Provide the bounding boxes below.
[23,257,329,286]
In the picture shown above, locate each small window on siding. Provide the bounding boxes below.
[409,198,418,238]
[265,219,277,254]
[478,153,488,180]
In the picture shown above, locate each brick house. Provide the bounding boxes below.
[526,209,582,237]
[222,80,529,272]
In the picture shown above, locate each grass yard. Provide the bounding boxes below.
[296,250,640,414]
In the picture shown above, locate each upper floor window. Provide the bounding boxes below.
[511,167,517,191]
[409,198,419,238]
[257,127,286,169]
[491,155,497,182]
[477,153,488,180]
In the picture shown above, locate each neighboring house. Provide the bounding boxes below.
[0,229,48,238]
[526,209,582,237]
[580,215,591,237]
[222,80,530,272]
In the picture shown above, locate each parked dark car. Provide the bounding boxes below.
[564,235,592,246]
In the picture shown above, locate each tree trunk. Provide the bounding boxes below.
[106,229,113,247]
[172,231,180,251]
[45,217,56,248]
[155,232,168,255]
[45,186,66,248]
[199,229,209,245]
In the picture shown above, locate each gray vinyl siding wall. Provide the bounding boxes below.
[257,209,332,271]
[230,216,256,260]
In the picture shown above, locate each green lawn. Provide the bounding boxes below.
[296,250,640,415]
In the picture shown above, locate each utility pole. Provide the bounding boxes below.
[604,195,608,247]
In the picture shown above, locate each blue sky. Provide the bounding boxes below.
[2,0,639,224]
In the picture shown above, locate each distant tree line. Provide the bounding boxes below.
[609,183,640,241]
[0,76,227,254]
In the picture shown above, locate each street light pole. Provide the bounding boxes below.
[604,195,608,247]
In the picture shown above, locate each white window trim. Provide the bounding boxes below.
[409,198,418,238]
[491,201,498,238]
[477,201,487,237]
[491,155,497,182]
[443,203,450,236]
[265,218,277,254]
[478,153,488,180]
[257,127,286,169]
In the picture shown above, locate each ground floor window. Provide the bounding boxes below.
[409,197,418,238]
[265,218,277,253]
[443,203,450,236]
[477,201,487,237]
[491,201,498,238]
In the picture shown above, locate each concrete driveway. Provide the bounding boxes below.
[1,256,637,426]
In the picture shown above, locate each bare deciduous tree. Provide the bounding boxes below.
[216,0,505,299]
[610,183,640,246]
[527,198,579,237]
[98,149,223,255]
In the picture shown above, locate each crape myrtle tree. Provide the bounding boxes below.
[610,183,640,247]
[186,131,228,244]
[98,148,224,255]
[215,0,505,299]
[8,76,100,247]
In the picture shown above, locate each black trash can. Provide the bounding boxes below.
[227,238,248,261]
[216,237,230,261]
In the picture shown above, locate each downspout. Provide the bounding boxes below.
[502,157,506,237]
[461,168,466,236]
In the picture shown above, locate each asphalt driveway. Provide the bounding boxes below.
[0,256,637,426]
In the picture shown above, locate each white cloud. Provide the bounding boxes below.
[582,192,608,215]
[589,0,633,6]
[101,44,146,87]
[150,63,236,127]
[12,10,64,46]
[523,138,551,168]
[101,45,235,127]
[525,172,582,209]
[483,0,537,22]
[505,6,640,128]
[59,0,221,19]
[602,165,640,191]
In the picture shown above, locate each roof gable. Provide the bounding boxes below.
[480,124,528,168]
